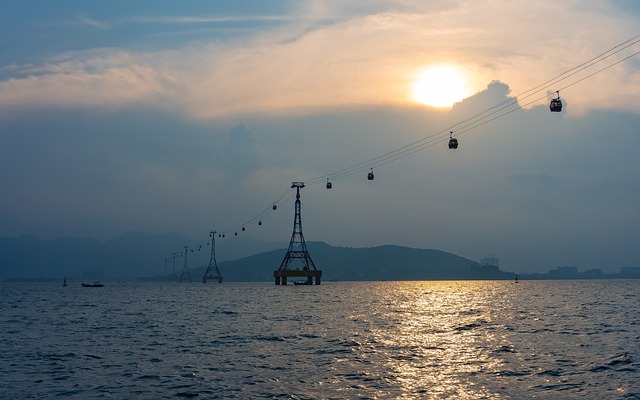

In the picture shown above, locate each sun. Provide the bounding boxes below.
[412,65,472,108]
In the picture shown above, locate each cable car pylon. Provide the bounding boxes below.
[179,246,192,283]
[170,252,178,281]
[274,182,322,285]
[203,230,223,283]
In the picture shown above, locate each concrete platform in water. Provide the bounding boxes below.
[274,269,322,285]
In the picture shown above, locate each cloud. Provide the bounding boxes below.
[131,15,296,25]
[1,78,638,271]
[69,14,110,30]
[0,1,638,120]
[0,52,173,115]
[224,123,261,177]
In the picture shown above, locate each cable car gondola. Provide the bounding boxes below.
[326,178,332,189]
[272,203,277,210]
[367,168,374,181]
[550,90,562,112]
[448,131,458,149]
[242,226,245,231]
[258,220,262,226]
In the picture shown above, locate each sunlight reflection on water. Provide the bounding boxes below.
[367,282,506,399]
[0,280,638,399]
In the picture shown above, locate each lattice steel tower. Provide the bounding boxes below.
[170,252,178,281]
[203,230,223,283]
[179,246,192,283]
[274,182,322,285]
[165,252,178,281]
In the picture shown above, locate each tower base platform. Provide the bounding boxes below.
[203,275,223,283]
[274,269,322,285]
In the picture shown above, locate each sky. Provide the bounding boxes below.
[1,0,639,274]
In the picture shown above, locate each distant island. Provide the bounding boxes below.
[1,232,638,282]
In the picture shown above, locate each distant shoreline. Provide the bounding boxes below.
[4,276,639,283]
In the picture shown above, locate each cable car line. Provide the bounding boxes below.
[165,33,639,262]
[304,48,639,186]
[516,35,640,102]
[440,35,640,138]
[443,38,640,138]
[310,35,640,181]
[251,36,639,227]
[453,50,639,139]
[554,49,640,93]
[223,188,296,235]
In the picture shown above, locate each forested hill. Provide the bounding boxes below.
[0,233,513,281]
[0,232,282,280]
[213,241,512,282]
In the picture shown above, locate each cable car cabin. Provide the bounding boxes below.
[448,131,458,149]
[326,179,332,189]
[272,203,277,210]
[367,169,374,180]
[550,91,562,112]
[549,98,562,112]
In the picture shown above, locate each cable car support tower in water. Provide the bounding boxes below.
[203,230,223,283]
[179,246,192,283]
[274,182,322,285]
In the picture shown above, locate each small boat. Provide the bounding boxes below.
[81,281,104,287]
[293,280,312,285]
[63,277,68,287]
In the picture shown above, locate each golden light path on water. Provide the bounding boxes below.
[356,282,512,399]
[2,280,637,398]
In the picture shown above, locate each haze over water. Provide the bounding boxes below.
[1,280,638,399]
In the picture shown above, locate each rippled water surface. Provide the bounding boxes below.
[1,280,638,399]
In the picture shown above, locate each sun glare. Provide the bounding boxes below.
[412,65,472,108]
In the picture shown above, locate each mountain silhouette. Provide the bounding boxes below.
[0,232,512,281]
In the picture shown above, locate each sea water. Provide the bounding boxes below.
[0,280,638,399]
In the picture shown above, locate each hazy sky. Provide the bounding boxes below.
[1,1,639,273]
